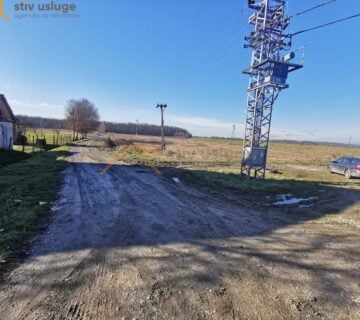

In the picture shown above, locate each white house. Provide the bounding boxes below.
[0,94,15,150]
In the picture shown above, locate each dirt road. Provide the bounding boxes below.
[0,143,359,319]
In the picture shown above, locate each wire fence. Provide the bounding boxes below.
[17,133,80,153]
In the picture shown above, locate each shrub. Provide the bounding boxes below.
[104,137,116,149]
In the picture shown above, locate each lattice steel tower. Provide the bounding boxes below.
[241,0,303,179]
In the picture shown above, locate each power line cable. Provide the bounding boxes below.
[205,5,249,51]
[185,5,251,87]
[187,1,338,87]
[188,42,244,88]
[289,0,336,19]
[186,2,356,88]
[289,12,360,37]
[186,22,249,88]
[188,6,249,73]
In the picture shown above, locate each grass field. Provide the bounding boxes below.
[12,145,36,153]
[0,146,69,272]
[25,129,72,143]
[24,129,73,144]
[0,129,73,168]
[104,134,360,194]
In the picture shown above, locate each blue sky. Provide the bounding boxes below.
[1,0,360,143]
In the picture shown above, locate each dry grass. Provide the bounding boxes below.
[105,134,359,179]
[106,134,241,166]
[102,133,360,195]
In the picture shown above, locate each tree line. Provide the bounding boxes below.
[103,122,191,138]
[16,115,64,130]
[16,98,192,138]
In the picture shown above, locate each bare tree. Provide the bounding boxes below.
[65,99,100,139]
[32,129,39,139]
[65,99,78,139]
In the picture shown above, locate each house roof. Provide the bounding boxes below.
[0,94,15,121]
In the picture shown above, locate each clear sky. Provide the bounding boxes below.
[1,0,360,143]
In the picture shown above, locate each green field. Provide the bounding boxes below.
[21,129,74,151]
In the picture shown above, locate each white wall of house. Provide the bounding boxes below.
[0,121,14,150]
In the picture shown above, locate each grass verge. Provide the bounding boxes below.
[0,150,33,168]
[0,146,69,274]
[175,169,320,195]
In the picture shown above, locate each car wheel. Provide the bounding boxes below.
[345,170,352,179]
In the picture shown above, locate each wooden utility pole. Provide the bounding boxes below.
[231,125,236,139]
[136,119,139,136]
[156,103,167,151]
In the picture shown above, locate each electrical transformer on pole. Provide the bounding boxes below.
[241,0,303,179]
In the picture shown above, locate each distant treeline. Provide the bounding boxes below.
[271,139,360,148]
[15,115,192,138]
[103,122,191,138]
[17,115,65,130]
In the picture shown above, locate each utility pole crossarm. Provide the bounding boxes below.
[241,0,303,179]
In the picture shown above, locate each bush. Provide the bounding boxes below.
[104,137,116,149]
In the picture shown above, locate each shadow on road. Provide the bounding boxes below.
[1,145,359,319]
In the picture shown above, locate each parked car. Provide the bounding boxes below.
[328,157,360,179]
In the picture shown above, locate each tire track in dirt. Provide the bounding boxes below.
[0,142,359,319]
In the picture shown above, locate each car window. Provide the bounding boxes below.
[350,159,359,165]
[336,158,345,163]
[342,158,350,165]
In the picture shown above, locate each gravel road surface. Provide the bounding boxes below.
[0,143,359,320]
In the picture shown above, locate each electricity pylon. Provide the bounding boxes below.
[241,0,303,179]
